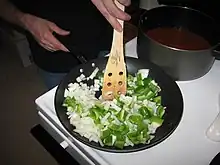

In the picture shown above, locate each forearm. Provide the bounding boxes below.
[0,0,27,28]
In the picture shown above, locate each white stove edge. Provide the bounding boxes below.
[36,37,220,165]
[38,111,98,165]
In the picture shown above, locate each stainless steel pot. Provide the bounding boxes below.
[137,6,220,81]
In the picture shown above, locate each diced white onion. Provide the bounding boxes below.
[138,69,149,79]
[89,67,99,80]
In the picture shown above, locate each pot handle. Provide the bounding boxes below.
[213,44,220,60]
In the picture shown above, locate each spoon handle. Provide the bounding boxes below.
[102,1,127,100]
[110,1,124,52]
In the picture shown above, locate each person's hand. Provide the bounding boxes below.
[91,0,131,32]
[21,14,70,52]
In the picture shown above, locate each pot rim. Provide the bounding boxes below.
[139,5,219,52]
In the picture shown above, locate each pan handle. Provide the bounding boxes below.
[67,47,88,64]
[54,33,88,64]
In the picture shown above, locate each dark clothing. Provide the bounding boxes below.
[10,0,113,73]
[158,0,220,23]
[38,50,109,90]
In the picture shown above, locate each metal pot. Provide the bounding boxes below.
[137,6,220,81]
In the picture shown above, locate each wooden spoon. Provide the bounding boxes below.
[102,1,127,100]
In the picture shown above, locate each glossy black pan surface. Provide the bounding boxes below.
[54,57,183,153]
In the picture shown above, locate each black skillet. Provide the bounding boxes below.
[54,44,184,152]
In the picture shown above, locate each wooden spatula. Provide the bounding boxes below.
[102,1,127,100]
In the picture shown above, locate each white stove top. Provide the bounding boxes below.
[36,38,220,165]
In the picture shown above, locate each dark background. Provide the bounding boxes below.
[158,0,220,23]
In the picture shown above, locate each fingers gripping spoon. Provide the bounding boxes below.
[102,1,127,100]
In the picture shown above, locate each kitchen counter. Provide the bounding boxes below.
[36,37,220,165]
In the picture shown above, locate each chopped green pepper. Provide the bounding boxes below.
[137,95,148,101]
[101,129,111,140]
[153,96,161,105]
[89,110,100,124]
[148,82,160,93]
[136,129,150,144]
[129,114,143,125]
[127,74,134,82]
[96,72,104,80]
[107,115,114,122]
[138,107,152,119]
[156,105,165,118]
[146,91,156,100]
[89,107,106,124]
[76,104,82,113]
[109,123,120,131]
[108,108,118,115]
[127,86,135,91]
[143,77,152,86]
[134,87,151,96]
[150,116,164,126]
[120,125,129,135]
[127,131,139,144]
[146,106,154,116]
[114,135,125,149]
[116,109,128,122]
[137,122,148,132]
[95,102,104,109]
[136,88,154,100]
[136,73,143,86]
[134,86,143,93]
[63,96,76,109]
[115,96,124,107]
[103,135,113,146]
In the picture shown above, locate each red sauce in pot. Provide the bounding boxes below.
[146,27,211,50]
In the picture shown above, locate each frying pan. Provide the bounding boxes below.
[54,54,184,153]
